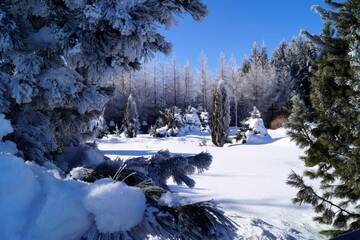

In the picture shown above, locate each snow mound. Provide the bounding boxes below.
[0,113,13,139]
[84,179,146,233]
[0,155,39,240]
[0,113,146,239]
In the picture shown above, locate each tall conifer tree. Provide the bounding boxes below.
[286,0,360,236]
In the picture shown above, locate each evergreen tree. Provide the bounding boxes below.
[271,41,293,108]
[287,37,317,106]
[0,0,207,164]
[123,94,139,138]
[286,0,360,236]
[211,80,230,147]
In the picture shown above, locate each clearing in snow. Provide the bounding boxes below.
[97,128,325,239]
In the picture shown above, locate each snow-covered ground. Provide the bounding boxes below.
[98,128,325,240]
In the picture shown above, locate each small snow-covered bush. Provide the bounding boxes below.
[150,106,203,137]
[183,106,202,132]
[236,106,272,144]
[199,111,210,131]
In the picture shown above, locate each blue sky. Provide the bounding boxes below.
[158,0,325,71]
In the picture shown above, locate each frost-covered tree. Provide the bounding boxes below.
[271,41,294,108]
[183,61,193,107]
[217,52,228,82]
[0,0,207,163]
[286,36,317,106]
[286,1,360,237]
[239,45,277,121]
[211,80,230,147]
[199,52,211,111]
[228,55,240,127]
[123,94,139,138]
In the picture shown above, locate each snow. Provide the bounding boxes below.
[0,159,146,239]
[84,179,146,233]
[68,167,89,180]
[0,113,13,139]
[97,128,325,239]
[0,115,146,239]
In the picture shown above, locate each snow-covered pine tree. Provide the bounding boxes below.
[211,80,230,147]
[123,94,139,138]
[235,106,271,144]
[271,41,293,109]
[286,0,360,237]
[0,0,207,164]
[286,36,317,106]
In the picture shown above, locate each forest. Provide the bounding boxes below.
[0,0,359,240]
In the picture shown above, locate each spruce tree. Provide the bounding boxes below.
[211,80,230,147]
[0,0,207,164]
[123,94,139,138]
[286,0,360,236]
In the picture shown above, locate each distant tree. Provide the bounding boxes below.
[217,52,228,81]
[228,55,240,127]
[200,53,210,111]
[284,37,316,106]
[211,80,230,147]
[286,1,360,237]
[240,44,277,118]
[123,95,139,138]
[271,41,293,109]
[183,62,193,107]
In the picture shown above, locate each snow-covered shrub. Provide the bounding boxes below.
[151,106,203,137]
[150,107,183,137]
[199,111,210,131]
[73,150,237,240]
[182,106,202,133]
[125,150,213,190]
[236,106,272,144]
[122,94,140,138]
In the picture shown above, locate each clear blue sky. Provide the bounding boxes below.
[158,0,325,71]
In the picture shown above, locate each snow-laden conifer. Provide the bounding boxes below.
[123,94,139,138]
[211,80,230,147]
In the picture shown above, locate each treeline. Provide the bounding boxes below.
[104,36,317,130]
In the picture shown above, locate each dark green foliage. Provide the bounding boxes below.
[84,150,212,190]
[235,121,250,144]
[211,81,230,147]
[150,106,184,137]
[286,0,360,236]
